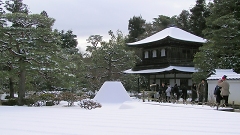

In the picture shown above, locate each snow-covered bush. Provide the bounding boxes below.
[78,99,101,110]
[59,91,79,106]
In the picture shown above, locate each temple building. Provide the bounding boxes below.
[124,27,206,89]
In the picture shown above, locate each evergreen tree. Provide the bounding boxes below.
[59,30,78,49]
[1,0,30,98]
[176,10,191,32]
[0,0,5,26]
[127,16,146,42]
[58,30,79,54]
[152,15,172,29]
[4,0,28,14]
[193,0,240,81]
[86,30,137,91]
[0,12,61,105]
[55,29,86,92]
[86,35,102,53]
[235,0,240,20]
[189,0,209,37]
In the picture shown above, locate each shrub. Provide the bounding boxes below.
[53,96,61,105]
[60,92,78,106]
[23,98,35,106]
[2,98,18,106]
[46,101,54,106]
[78,99,102,110]
[5,95,10,99]
[39,93,55,101]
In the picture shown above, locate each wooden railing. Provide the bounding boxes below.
[136,58,193,66]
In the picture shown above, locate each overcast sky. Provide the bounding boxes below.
[23,0,197,52]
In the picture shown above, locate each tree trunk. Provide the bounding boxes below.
[18,60,26,106]
[9,77,14,98]
[107,60,112,80]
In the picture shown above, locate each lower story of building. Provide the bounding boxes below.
[124,66,196,90]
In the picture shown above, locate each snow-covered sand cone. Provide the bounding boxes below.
[93,81,132,104]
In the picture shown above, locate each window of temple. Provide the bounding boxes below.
[161,48,166,57]
[144,51,149,58]
[152,50,157,58]
[182,49,191,59]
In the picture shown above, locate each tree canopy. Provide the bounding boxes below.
[193,0,240,81]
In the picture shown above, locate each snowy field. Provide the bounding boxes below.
[1,100,240,135]
[1,81,240,135]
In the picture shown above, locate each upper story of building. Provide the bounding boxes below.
[127,27,206,71]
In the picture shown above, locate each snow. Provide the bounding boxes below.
[207,69,240,80]
[93,81,132,104]
[123,66,196,74]
[1,81,240,135]
[127,27,207,45]
[1,101,240,135]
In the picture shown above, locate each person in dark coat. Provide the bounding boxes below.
[172,84,180,101]
[191,83,197,102]
[181,85,188,103]
[214,85,222,105]
[197,79,207,103]
[159,82,167,102]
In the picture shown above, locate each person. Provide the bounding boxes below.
[150,82,157,91]
[165,83,171,102]
[159,82,167,102]
[214,85,222,105]
[172,84,180,101]
[181,84,188,103]
[217,75,230,106]
[156,84,160,93]
[197,79,206,104]
[150,82,157,99]
[191,83,197,102]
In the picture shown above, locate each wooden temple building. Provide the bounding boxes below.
[124,27,206,90]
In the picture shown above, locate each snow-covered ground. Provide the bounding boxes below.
[0,99,240,135]
[1,81,240,135]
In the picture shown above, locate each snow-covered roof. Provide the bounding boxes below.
[207,69,240,80]
[127,27,207,45]
[123,66,197,74]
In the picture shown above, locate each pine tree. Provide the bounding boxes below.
[127,16,146,42]
[1,12,61,105]
[86,30,137,91]
[0,0,5,26]
[176,10,191,32]
[189,0,208,37]
[1,0,30,98]
[193,0,240,81]
[4,0,29,14]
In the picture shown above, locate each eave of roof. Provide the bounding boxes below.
[127,27,207,46]
[123,66,197,74]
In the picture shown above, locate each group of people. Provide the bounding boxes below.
[214,75,230,106]
[191,79,207,104]
[150,75,230,106]
[191,75,230,106]
[150,82,188,103]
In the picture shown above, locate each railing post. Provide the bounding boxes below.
[142,90,145,102]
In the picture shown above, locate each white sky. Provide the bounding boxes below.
[1,81,240,134]
[20,0,199,52]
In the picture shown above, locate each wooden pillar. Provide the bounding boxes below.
[137,77,140,93]
[174,72,176,84]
